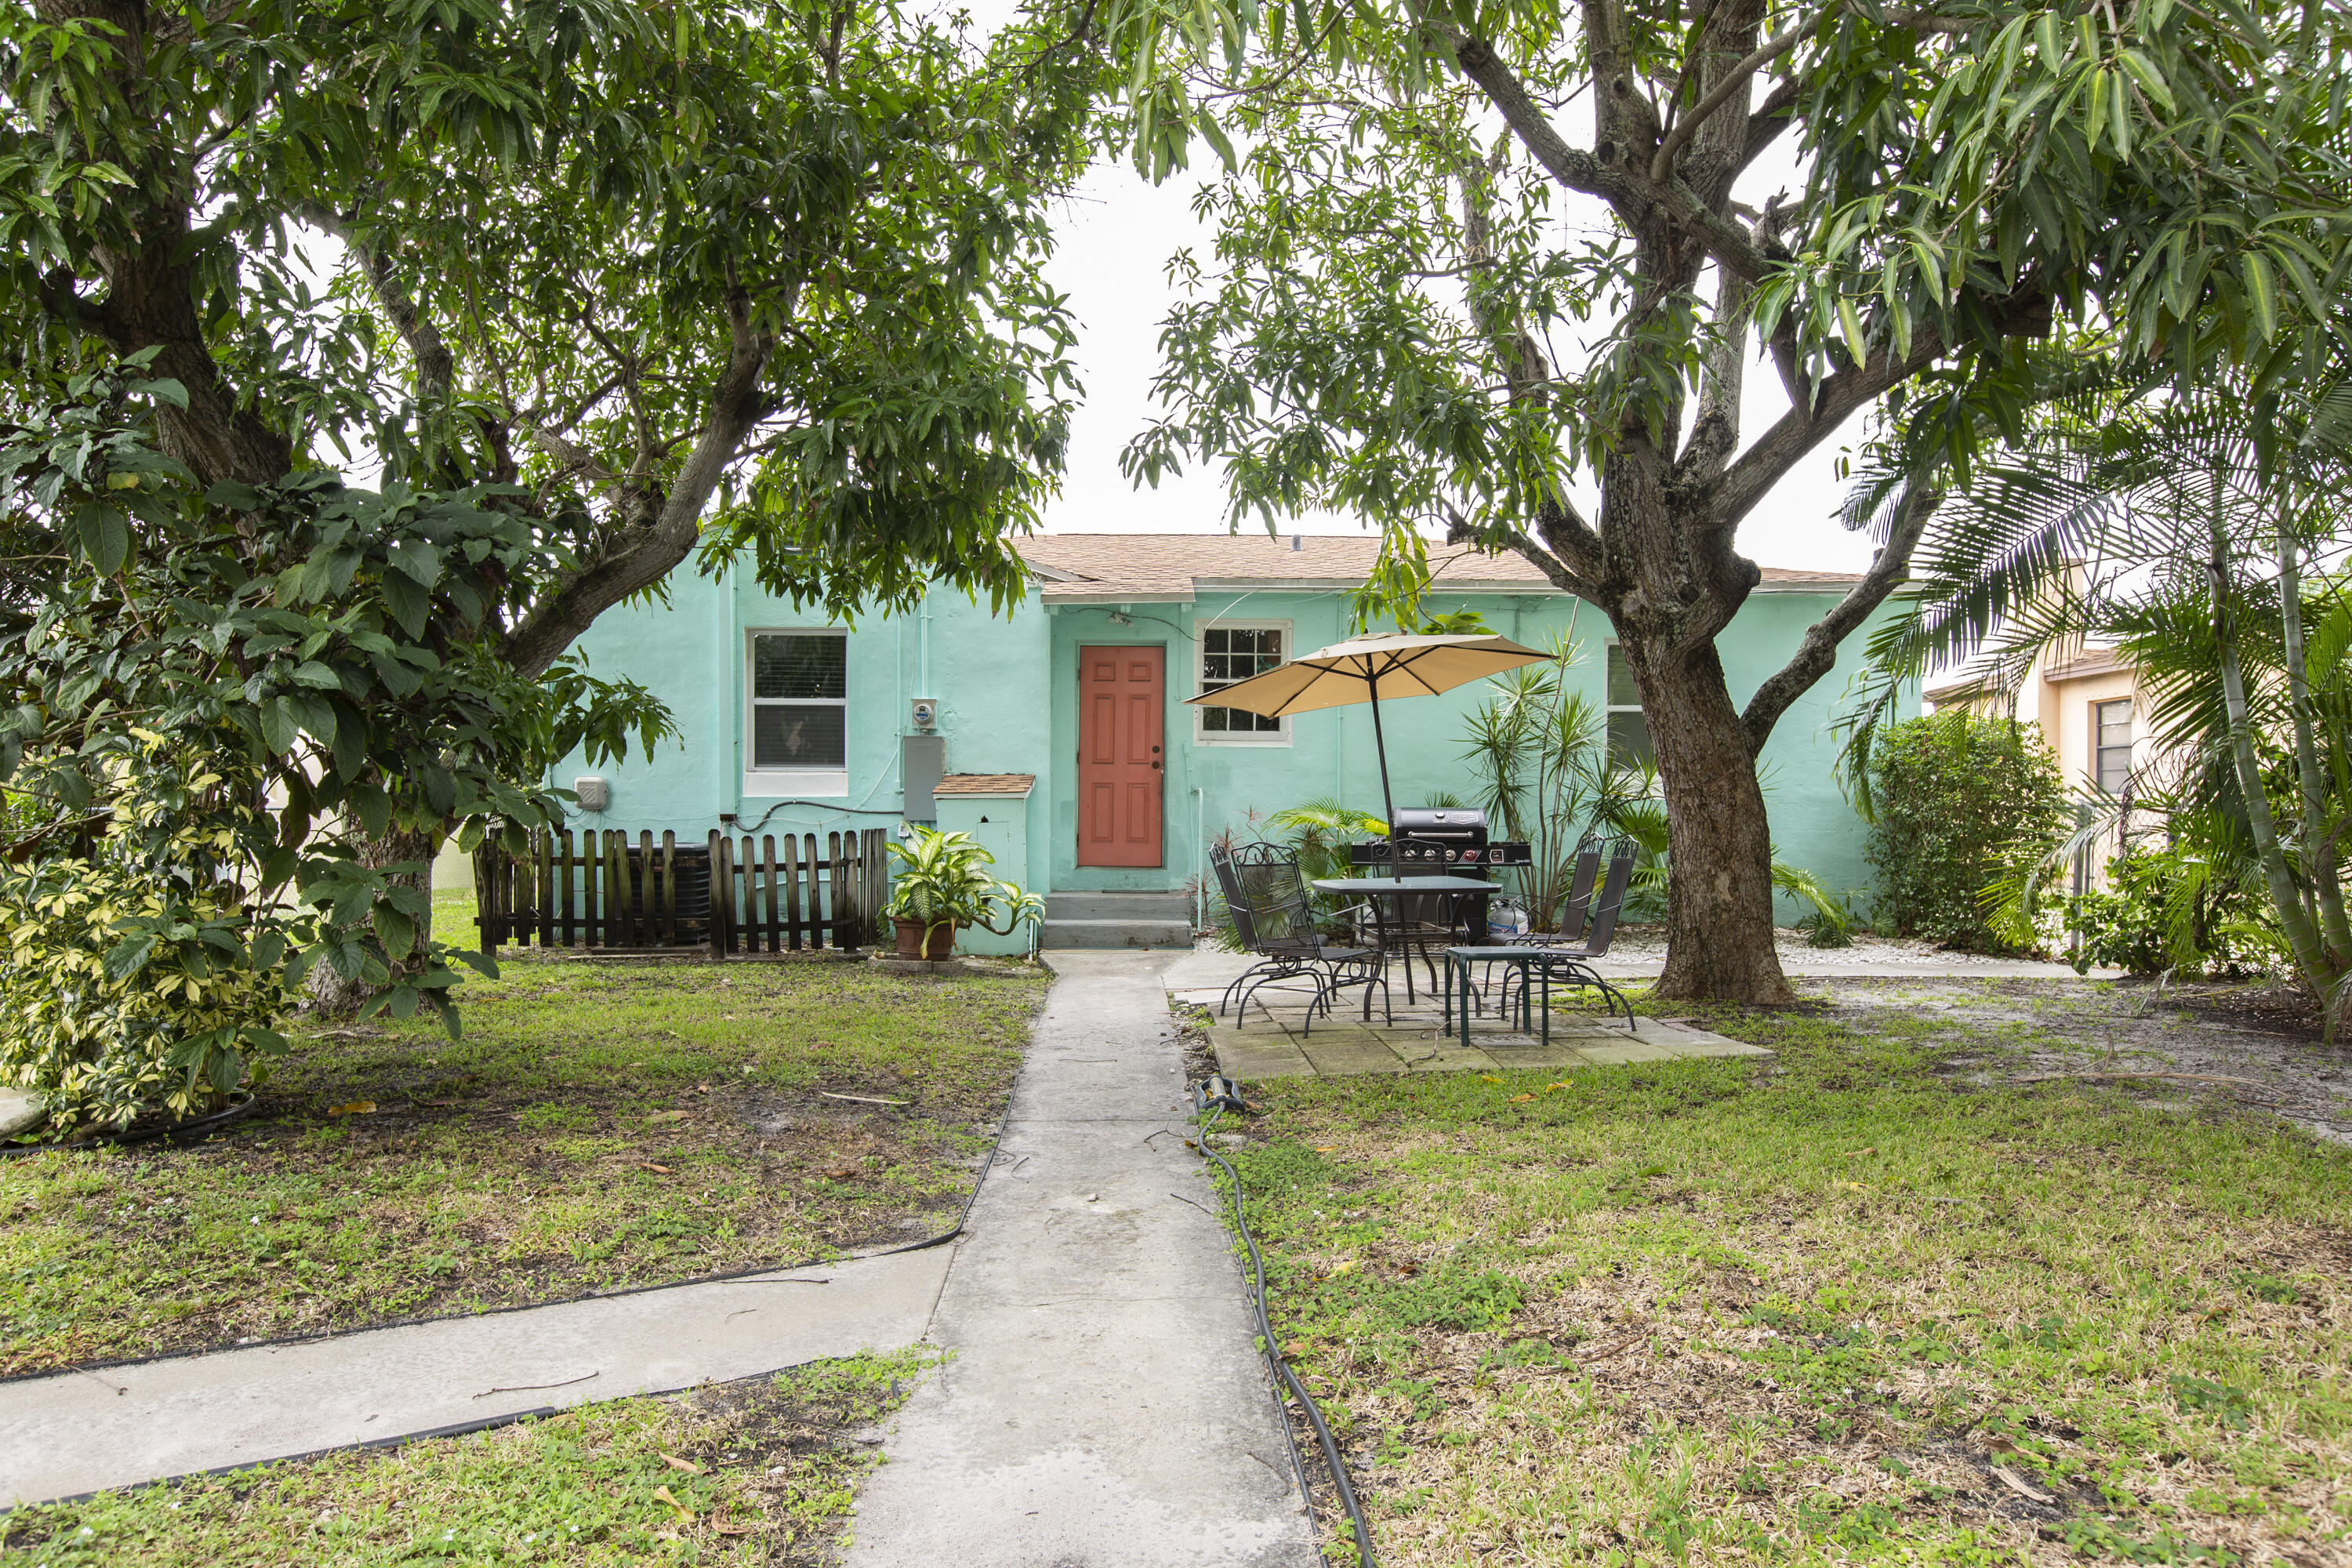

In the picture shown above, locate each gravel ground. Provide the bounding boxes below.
[1808,973,2352,1146]
[1599,925,2066,967]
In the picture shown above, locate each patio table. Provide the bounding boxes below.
[1442,946,1635,1047]
[1310,875,1495,1014]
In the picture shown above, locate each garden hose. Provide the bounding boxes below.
[0,1092,259,1161]
[1191,1080,1378,1567]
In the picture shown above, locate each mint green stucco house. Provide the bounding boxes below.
[547,533,1913,952]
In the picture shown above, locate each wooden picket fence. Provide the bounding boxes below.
[474,827,891,955]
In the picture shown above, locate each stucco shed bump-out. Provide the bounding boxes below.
[554,533,1913,926]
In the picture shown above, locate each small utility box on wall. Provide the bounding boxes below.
[931,774,1036,956]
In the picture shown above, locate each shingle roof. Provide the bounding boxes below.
[934,773,1036,797]
[1011,533,1864,598]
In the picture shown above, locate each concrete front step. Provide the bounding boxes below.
[1043,891,1193,921]
[1040,891,1195,949]
[1040,919,1195,950]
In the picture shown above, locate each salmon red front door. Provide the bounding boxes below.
[1076,645,1164,867]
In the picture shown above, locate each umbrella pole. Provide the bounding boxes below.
[1367,674,1401,880]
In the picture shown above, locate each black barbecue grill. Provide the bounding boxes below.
[1348,807,1531,870]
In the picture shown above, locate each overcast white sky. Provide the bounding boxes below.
[1028,141,1882,575]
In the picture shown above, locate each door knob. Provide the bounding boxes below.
[1151,761,1161,770]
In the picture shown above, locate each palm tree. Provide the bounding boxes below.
[1841,376,2352,1032]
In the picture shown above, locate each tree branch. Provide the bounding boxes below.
[1446,502,1604,601]
[297,205,454,404]
[1441,31,1628,208]
[1739,74,1806,172]
[499,292,779,677]
[1715,285,2046,533]
[1530,495,1608,593]
[1648,13,1813,184]
[1738,482,1939,753]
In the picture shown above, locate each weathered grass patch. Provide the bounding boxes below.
[0,1348,932,1564]
[1211,981,2352,1565]
[0,940,1044,1374]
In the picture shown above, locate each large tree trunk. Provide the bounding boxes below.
[307,826,437,1017]
[1623,637,1795,1004]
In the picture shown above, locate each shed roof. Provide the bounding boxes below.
[1011,533,1865,601]
[933,773,1036,797]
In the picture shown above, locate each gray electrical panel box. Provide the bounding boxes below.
[902,734,944,821]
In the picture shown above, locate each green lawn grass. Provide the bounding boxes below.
[0,919,1045,1374]
[1210,981,2351,1566]
[0,1349,930,1564]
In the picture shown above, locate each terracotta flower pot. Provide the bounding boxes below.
[892,916,956,960]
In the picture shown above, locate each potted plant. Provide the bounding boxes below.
[883,826,1046,960]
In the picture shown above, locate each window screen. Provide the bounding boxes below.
[1606,644,1653,768]
[1200,626,1284,735]
[750,633,846,770]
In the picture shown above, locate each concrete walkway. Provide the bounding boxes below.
[845,951,1316,1567]
[0,1248,950,1506]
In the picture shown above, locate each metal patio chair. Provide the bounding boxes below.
[1497,837,1639,1028]
[1518,840,1605,949]
[1211,843,1390,1033]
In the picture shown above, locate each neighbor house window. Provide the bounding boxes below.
[746,630,847,794]
[1198,623,1289,741]
[1606,644,1653,768]
[2094,698,2133,793]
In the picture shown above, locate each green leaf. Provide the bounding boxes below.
[373,905,417,958]
[1835,294,1868,362]
[385,539,441,588]
[381,572,429,639]
[2114,48,2175,115]
[101,935,157,982]
[2241,251,2278,342]
[73,501,129,574]
[260,696,299,754]
[207,1047,245,1094]
[354,786,392,839]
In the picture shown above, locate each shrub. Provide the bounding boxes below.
[2062,844,2282,977]
[1864,712,2071,950]
[0,742,292,1136]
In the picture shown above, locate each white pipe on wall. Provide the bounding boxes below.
[1194,785,1206,932]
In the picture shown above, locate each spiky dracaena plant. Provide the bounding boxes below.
[884,827,1045,948]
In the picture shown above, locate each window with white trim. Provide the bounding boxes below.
[1606,644,1654,768]
[746,630,847,794]
[2093,697,2132,793]
[1197,622,1290,742]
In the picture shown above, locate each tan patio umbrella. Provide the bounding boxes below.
[1185,631,1549,873]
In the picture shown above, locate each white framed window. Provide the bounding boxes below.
[744,630,848,797]
[2093,697,2133,793]
[1196,622,1291,744]
[1606,643,1654,768]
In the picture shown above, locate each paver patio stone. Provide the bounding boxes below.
[1401,1046,1501,1073]
[1198,975,1770,1080]
[1297,1034,1410,1075]
[1210,1036,1316,1079]
[1479,1045,1592,1070]
[1573,1038,1684,1065]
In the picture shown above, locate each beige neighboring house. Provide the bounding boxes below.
[1923,621,2156,891]
[1923,636,2147,801]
